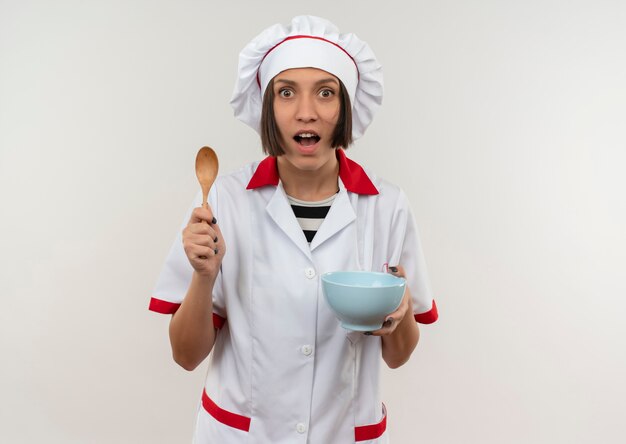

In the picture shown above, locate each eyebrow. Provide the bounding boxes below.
[274,77,339,87]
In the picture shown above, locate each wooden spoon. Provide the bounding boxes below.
[195,146,219,210]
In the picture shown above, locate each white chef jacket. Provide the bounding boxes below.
[150,149,438,443]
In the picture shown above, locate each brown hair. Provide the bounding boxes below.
[260,78,353,156]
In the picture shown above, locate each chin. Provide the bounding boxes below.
[288,156,325,171]
[279,141,336,172]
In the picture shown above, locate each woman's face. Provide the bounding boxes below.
[272,67,341,172]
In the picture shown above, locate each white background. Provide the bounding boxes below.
[1,0,625,442]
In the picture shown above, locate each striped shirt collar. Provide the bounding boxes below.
[246,149,379,195]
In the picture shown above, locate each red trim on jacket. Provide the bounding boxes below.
[355,404,387,441]
[246,156,280,189]
[246,149,379,195]
[202,389,251,432]
[212,313,226,329]
[149,297,226,329]
[201,390,387,439]
[414,299,438,324]
[148,297,180,314]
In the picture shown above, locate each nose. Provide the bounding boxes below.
[295,95,318,123]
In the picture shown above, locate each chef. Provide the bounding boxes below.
[150,15,438,443]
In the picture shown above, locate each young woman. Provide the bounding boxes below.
[150,15,438,443]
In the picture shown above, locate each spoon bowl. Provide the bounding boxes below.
[195,146,219,209]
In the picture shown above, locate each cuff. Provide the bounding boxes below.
[149,297,227,329]
[414,299,438,324]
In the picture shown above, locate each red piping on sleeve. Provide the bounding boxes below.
[149,297,180,314]
[414,300,438,324]
[212,313,226,329]
[149,298,226,330]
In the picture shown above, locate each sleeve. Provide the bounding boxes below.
[388,189,439,324]
[148,189,227,329]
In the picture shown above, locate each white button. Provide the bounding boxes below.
[304,267,316,279]
[296,422,307,433]
[301,345,313,356]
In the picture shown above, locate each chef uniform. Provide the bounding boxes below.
[150,16,438,443]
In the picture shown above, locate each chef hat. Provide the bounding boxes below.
[230,15,383,140]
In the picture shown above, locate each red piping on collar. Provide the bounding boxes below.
[246,149,379,195]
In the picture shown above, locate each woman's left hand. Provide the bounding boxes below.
[368,265,412,337]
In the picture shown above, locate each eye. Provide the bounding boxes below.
[278,88,293,98]
[319,88,335,98]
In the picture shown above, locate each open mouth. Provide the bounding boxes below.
[293,132,321,147]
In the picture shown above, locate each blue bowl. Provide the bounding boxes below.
[321,271,406,331]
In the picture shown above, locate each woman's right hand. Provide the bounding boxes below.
[182,206,225,278]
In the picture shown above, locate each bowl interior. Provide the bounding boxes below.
[321,271,404,288]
